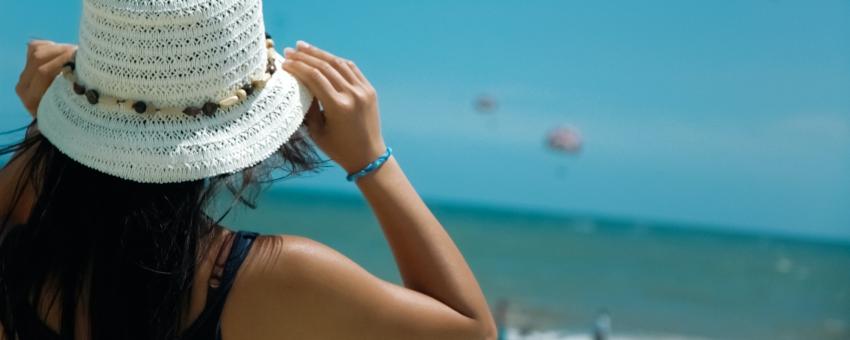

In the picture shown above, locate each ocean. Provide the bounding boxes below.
[219,188,850,340]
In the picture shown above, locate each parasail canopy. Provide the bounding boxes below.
[547,126,583,154]
[473,94,498,114]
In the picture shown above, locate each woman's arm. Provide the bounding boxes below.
[287,40,495,332]
[224,42,496,340]
[1,41,75,225]
[286,41,495,326]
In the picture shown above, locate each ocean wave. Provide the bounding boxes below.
[503,328,711,340]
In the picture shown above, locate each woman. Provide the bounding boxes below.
[0,0,496,339]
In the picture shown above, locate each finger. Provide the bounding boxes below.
[19,43,72,94]
[24,49,76,116]
[346,60,370,87]
[295,41,360,85]
[26,40,53,58]
[30,43,71,64]
[282,59,339,106]
[28,40,53,47]
[285,47,350,91]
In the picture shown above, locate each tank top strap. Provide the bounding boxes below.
[181,230,259,340]
[211,231,259,301]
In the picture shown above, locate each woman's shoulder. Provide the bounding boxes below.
[221,233,388,339]
[236,233,392,297]
[239,234,351,284]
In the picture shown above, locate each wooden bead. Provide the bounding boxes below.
[132,101,148,114]
[99,97,119,111]
[183,107,202,116]
[85,89,99,104]
[202,102,219,116]
[159,107,183,115]
[218,95,240,108]
[266,39,275,49]
[73,83,86,95]
[98,96,119,111]
[267,49,276,60]
[63,72,77,83]
[252,73,271,90]
[242,84,254,96]
[236,89,248,100]
[100,96,118,105]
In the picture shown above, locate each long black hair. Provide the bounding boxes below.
[0,121,322,339]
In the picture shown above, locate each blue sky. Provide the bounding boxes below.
[1,0,848,240]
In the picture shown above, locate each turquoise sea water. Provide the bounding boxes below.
[219,188,850,340]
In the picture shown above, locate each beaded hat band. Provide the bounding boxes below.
[36,0,313,184]
[61,34,280,117]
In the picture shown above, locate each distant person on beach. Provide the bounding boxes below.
[495,299,509,340]
[593,310,612,340]
[0,0,496,339]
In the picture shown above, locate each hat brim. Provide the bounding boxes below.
[36,52,312,184]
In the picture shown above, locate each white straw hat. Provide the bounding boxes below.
[36,0,312,183]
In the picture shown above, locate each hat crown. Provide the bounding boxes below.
[76,0,268,108]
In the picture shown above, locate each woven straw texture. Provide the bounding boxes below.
[37,0,312,183]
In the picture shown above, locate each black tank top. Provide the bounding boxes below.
[15,230,259,340]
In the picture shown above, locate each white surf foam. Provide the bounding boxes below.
[503,328,712,340]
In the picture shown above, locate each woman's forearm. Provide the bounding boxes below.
[356,157,495,328]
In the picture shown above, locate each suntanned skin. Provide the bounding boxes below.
[0,40,497,340]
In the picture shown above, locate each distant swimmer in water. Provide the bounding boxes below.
[593,309,612,340]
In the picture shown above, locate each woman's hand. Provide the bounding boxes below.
[15,40,76,117]
[282,41,387,174]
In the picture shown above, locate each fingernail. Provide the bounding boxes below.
[283,47,295,56]
[296,40,311,49]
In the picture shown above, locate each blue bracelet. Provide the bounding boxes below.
[346,147,393,182]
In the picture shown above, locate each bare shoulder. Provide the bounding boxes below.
[221,234,488,340]
[220,234,384,339]
[237,234,365,288]
[243,234,371,284]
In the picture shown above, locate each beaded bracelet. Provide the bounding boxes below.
[346,147,393,182]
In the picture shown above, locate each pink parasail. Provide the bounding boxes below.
[547,126,583,154]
